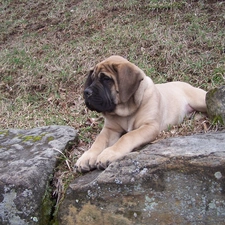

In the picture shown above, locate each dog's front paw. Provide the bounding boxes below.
[96,148,124,170]
[75,151,98,173]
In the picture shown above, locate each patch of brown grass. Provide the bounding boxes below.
[1,0,224,130]
[1,0,225,215]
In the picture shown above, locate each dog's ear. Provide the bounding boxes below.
[84,69,94,90]
[114,62,144,103]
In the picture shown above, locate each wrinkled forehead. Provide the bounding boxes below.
[92,64,114,77]
[91,56,128,77]
[100,55,128,64]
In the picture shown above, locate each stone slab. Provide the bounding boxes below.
[58,131,225,225]
[206,85,225,124]
[0,125,77,225]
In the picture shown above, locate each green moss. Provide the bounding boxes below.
[47,136,55,142]
[19,133,46,142]
[39,175,57,225]
[207,88,218,97]
[22,135,42,142]
[0,130,9,136]
[16,133,56,143]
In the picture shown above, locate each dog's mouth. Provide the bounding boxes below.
[84,86,116,113]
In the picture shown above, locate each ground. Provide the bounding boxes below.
[1,0,225,208]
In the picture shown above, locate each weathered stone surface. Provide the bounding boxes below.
[206,85,225,124]
[0,125,77,225]
[59,131,225,225]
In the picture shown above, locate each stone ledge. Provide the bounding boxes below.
[59,131,225,225]
[0,125,77,225]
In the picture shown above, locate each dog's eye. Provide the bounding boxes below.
[100,74,113,83]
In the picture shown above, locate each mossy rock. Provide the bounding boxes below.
[206,86,225,125]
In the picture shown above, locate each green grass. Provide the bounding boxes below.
[0,0,224,132]
[1,0,225,213]
[0,2,224,135]
[1,0,225,147]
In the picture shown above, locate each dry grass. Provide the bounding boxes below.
[1,0,225,215]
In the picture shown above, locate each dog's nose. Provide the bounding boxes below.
[84,88,93,98]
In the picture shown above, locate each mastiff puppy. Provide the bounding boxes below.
[75,55,206,172]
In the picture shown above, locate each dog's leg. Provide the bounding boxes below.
[186,87,207,112]
[75,127,121,172]
[96,123,160,169]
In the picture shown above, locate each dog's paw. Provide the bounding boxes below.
[75,151,98,173]
[96,148,123,170]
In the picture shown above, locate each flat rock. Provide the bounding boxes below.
[0,125,77,225]
[58,131,225,225]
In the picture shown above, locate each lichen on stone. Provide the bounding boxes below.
[206,86,225,125]
[47,136,55,142]
[18,133,46,142]
[0,130,9,136]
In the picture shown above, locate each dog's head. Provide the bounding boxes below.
[83,55,145,113]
